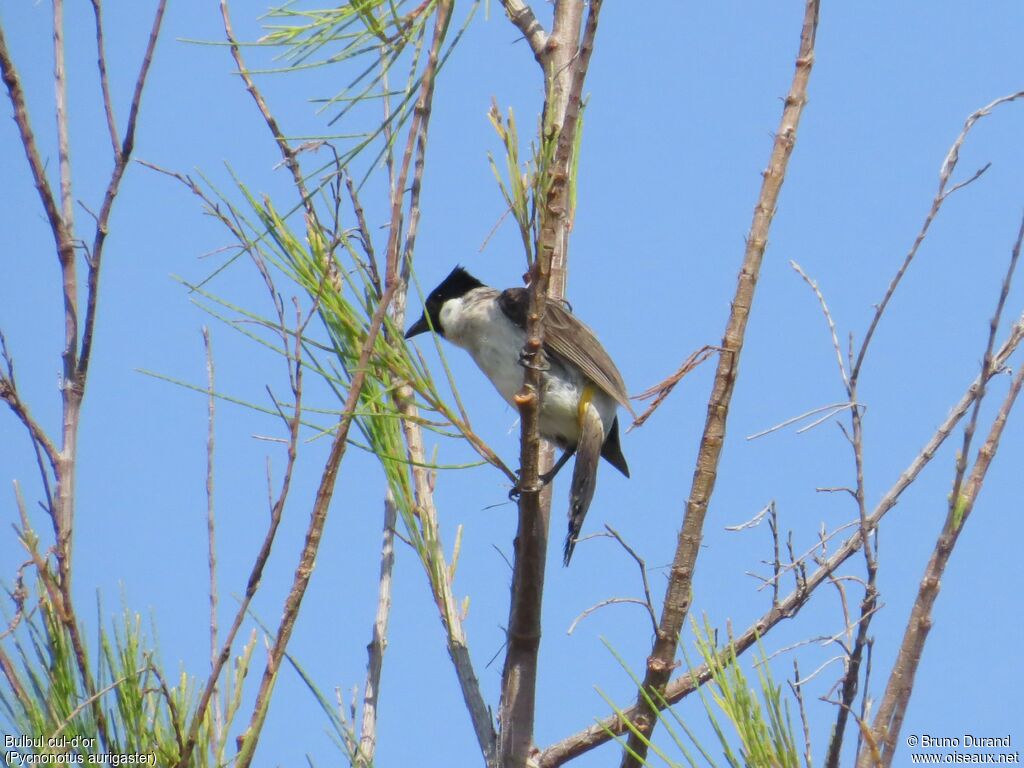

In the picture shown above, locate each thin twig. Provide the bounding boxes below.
[356,492,397,765]
[89,0,120,158]
[178,311,308,768]
[791,260,849,392]
[539,316,1023,766]
[202,328,222,748]
[79,0,169,385]
[499,0,548,63]
[220,0,316,220]
[53,0,74,229]
[566,598,651,635]
[0,334,61,474]
[603,526,658,635]
[618,5,820,764]
[344,173,381,296]
[233,279,400,768]
[747,401,857,440]
[790,660,813,768]
[629,346,718,431]
[379,1,498,760]
[851,90,1024,382]
[862,212,1024,768]
[0,21,67,245]
[500,2,603,764]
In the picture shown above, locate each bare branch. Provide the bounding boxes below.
[501,3,606,762]
[356,492,397,765]
[500,0,549,62]
[617,4,820,764]
[0,20,67,246]
[724,502,772,531]
[220,0,315,214]
[747,401,857,440]
[865,360,1024,767]
[202,328,223,747]
[53,0,74,228]
[567,598,651,636]
[539,315,1023,766]
[603,526,658,636]
[79,0,168,383]
[862,213,1024,768]
[791,260,849,392]
[233,280,401,768]
[790,661,813,768]
[629,346,718,431]
[88,0,120,157]
[180,304,308,768]
[344,173,381,296]
[851,90,1024,382]
[0,334,60,475]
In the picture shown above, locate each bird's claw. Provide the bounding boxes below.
[518,350,550,372]
[508,470,544,500]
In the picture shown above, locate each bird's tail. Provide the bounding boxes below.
[564,400,605,565]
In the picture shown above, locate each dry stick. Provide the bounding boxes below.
[53,0,79,580]
[53,0,74,227]
[399,410,499,760]
[202,328,223,749]
[824,377,876,767]
[538,319,1024,767]
[791,660,813,768]
[395,0,453,283]
[630,346,718,431]
[604,525,659,635]
[0,23,66,241]
[501,0,548,62]
[867,366,1024,768]
[0,342,60,474]
[184,10,335,761]
[498,3,599,766]
[234,282,400,768]
[829,91,1024,766]
[825,581,875,768]
[1,485,38,707]
[345,175,381,295]
[178,320,308,768]
[79,0,168,386]
[89,0,120,157]
[862,215,1024,768]
[354,7,458,765]
[362,9,472,757]
[617,3,819,766]
[219,0,318,225]
[2,1,165,751]
[387,1,497,760]
[0,3,76,570]
[791,262,876,767]
[851,89,1024,383]
[356,492,397,765]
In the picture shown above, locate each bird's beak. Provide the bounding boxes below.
[405,314,431,339]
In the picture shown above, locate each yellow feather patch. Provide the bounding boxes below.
[577,382,596,426]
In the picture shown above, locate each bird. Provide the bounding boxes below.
[405,266,633,565]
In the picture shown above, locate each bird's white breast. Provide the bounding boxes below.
[440,289,525,405]
[440,288,618,449]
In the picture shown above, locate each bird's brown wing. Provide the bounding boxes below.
[498,287,634,416]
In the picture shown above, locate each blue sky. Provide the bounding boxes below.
[2,2,1022,766]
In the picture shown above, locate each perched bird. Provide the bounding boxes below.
[405,266,633,565]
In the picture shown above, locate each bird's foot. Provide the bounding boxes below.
[508,470,544,500]
[517,349,550,372]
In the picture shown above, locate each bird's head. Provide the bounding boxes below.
[405,266,485,339]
